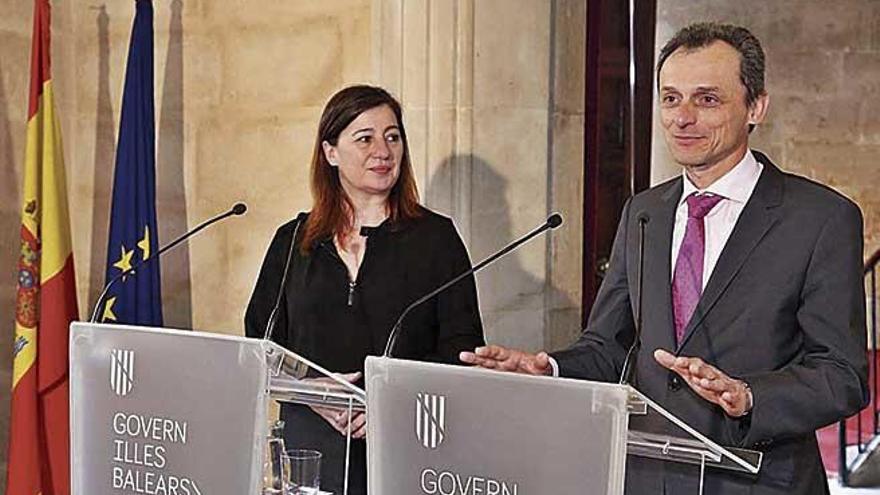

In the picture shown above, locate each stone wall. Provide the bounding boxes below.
[652,0,880,258]
[0,0,376,486]
[3,0,878,486]
[0,0,586,482]
[372,0,586,352]
[0,0,34,487]
[62,0,375,335]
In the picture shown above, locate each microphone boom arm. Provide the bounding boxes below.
[89,203,247,324]
[619,213,648,385]
[382,213,563,358]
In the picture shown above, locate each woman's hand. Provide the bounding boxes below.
[309,406,367,438]
[306,371,367,438]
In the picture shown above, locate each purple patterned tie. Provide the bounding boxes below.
[672,193,724,344]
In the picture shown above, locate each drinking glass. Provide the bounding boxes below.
[283,449,321,495]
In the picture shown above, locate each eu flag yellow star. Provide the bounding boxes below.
[137,225,151,260]
[114,245,134,274]
[102,296,118,322]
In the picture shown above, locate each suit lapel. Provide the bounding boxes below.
[677,154,784,350]
[642,179,680,352]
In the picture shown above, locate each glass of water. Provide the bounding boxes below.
[284,449,321,495]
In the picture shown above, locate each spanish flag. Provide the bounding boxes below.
[7,1,79,494]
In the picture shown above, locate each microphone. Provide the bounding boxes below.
[263,212,307,341]
[382,212,564,358]
[619,211,649,385]
[89,202,248,323]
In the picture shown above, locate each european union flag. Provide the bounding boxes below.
[102,0,162,326]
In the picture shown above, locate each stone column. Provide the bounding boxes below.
[372,0,585,352]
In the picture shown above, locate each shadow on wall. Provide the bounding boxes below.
[427,154,577,352]
[87,5,115,314]
[156,0,193,329]
[0,53,20,492]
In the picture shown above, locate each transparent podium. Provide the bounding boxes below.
[365,356,762,495]
[69,322,365,495]
[70,322,761,495]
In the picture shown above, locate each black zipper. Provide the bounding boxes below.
[347,281,356,306]
[320,240,362,307]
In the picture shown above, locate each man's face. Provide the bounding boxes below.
[658,41,767,175]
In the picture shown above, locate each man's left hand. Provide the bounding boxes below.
[654,349,753,418]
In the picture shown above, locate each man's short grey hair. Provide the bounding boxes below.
[657,22,766,107]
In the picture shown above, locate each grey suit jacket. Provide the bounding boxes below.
[554,152,869,495]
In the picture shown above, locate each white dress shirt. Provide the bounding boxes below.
[549,150,763,377]
[672,150,763,287]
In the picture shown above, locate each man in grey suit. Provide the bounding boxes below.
[461,22,868,494]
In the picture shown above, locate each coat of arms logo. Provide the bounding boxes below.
[110,349,135,397]
[415,392,446,449]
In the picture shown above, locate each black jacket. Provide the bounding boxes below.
[245,207,485,494]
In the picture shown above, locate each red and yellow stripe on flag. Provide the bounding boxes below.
[8,1,79,495]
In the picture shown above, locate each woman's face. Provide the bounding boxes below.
[323,104,404,201]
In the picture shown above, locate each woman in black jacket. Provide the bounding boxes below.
[245,85,485,495]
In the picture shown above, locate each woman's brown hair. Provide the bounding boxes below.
[300,85,421,253]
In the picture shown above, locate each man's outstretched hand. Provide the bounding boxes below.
[654,349,753,418]
[460,345,553,376]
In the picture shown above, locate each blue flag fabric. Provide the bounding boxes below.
[103,0,162,326]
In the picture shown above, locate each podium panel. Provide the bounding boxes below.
[70,323,269,495]
[365,357,630,495]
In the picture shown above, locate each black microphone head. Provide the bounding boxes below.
[231,203,247,216]
[547,213,563,229]
[636,211,650,225]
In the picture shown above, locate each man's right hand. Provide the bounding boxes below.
[459,345,553,376]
